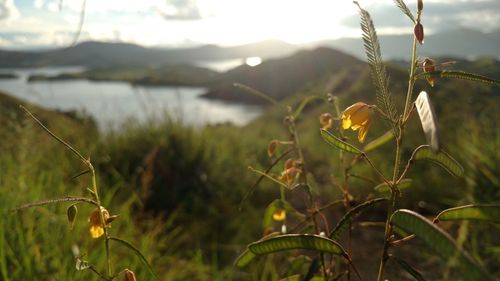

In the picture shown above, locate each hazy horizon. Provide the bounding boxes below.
[0,0,499,50]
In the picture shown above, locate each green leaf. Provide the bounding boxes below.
[374,179,412,194]
[391,209,492,280]
[415,91,440,151]
[293,96,324,119]
[109,237,159,280]
[415,70,500,87]
[234,248,257,268]
[329,198,386,240]
[392,256,426,281]
[414,145,464,177]
[234,232,281,268]
[363,130,394,152]
[435,204,500,223]
[248,234,346,256]
[393,0,415,23]
[67,204,78,229]
[320,129,362,154]
[354,1,398,128]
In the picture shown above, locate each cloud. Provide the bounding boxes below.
[158,0,202,20]
[342,0,500,33]
[0,0,20,21]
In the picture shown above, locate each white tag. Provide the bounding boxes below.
[415,91,440,151]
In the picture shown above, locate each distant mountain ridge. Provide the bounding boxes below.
[0,29,497,68]
[0,40,298,68]
[315,28,500,60]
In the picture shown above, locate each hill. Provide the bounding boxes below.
[203,47,364,103]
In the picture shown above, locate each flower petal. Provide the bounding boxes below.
[89,225,104,238]
[358,120,372,143]
[342,117,351,129]
[343,102,365,116]
[272,209,286,221]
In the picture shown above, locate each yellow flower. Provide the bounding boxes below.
[341,102,373,143]
[88,207,110,239]
[272,209,286,222]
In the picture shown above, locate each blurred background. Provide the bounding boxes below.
[0,0,498,280]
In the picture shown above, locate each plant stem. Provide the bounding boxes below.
[376,15,419,280]
[89,163,112,278]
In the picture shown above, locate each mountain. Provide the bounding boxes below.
[0,40,298,68]
[313,28,500,60]
[203,47,364,103]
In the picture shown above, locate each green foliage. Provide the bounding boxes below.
[413,145,464,177]
[375,179,412,194]
[391,256,426,281]
[354,1,397,127]
[362,130,394,152]
[435,205,500,223]
[248,234,346,256]
[391,210,492,280]
[392,0,415,24]
[329,198,387,240]
[416,70,500,87]
[320,129,362,154]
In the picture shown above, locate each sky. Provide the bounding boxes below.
[0,0,498,49]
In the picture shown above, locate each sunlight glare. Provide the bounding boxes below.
[245,57,262,67]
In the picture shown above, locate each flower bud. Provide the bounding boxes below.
[422,58,435,73]
[284,158,295,170]
[423,59,436,86]
[279,167,300,185]
[417,0,423,11]
[124,269,137,281]
[414,23,424,44]
[319,113,333,130]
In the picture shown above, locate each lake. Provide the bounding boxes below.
[0,66,262,130]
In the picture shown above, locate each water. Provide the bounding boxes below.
[0,67,262,130]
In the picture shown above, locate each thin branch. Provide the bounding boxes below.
[14,196,98,211]
[20,105,88,164]
[69,0,87,46]
[239,149,294,209]
[361,153,392,188]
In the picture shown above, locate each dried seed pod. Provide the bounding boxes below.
[414,23,424,44]
[267,140,278,157]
